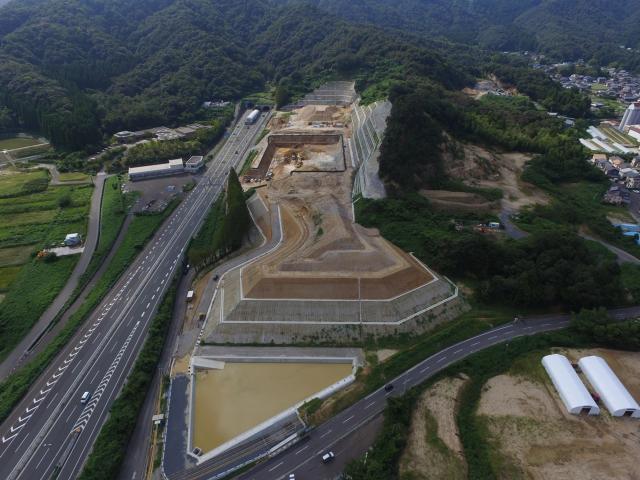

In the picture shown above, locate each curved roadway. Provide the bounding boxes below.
[233,306,640,480]
[0,110,270,480]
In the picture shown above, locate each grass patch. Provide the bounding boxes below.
[0,255,78,360]
[0,266,22,291]
[440,179,503,202]
[240,150,258,175]
[0,244,36,267]
[0,137,43,150]
[244,90,274,105]
[58,172,91,182]
[0,168,48,198]
[0,201,178,425]
[620,263,640,302]
[254,128,270,145]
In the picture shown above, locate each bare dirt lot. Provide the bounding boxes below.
[476,348,640,480]
[444,142,549,210]
[420,189,499,213]
[240,106,435,301]
[400,376,468,480]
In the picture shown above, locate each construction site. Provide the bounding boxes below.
[162,83,466,479]
[200,83,464,344]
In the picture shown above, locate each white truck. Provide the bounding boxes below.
[245,109,260,125]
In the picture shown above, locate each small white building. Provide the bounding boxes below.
[578,356,640,418]
[128,158,184,181]
[542,354,600,415]
[185,156,204,173]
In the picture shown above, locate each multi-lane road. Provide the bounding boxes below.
[237,305,640,480]
[0,109,269,480]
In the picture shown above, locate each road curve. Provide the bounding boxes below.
[235,305,640,480]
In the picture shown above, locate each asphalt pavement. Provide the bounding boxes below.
[0,171,108,381]
[236,305,640,480]
[0,110,270,480]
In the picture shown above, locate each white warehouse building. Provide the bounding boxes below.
[541,354,600,416]
[128,158,184,181]
[578,356,640,418]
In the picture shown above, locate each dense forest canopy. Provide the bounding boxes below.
[0,0,470,149]
[283,0,640,70]
[0,0,622,152]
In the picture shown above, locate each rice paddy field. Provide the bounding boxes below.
[0,167,92,359]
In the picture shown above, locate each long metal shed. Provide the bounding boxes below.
[541,354,599,415]
[578,356,640,418]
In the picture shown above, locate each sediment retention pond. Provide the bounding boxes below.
[192,361,352,452]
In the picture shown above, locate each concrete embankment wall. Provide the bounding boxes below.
[208,290,468,344]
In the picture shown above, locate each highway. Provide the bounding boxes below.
[0,109,269,480]
[237,305,640,480]
[0,171,108,381]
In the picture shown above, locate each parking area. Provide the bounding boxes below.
[124,174,200,212]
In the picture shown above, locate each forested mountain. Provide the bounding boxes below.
[0,0,619,152]
[284,0,640,69]
[0,0,470,149]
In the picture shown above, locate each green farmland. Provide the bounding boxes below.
[0,167,92,361]
[0,136,44,150]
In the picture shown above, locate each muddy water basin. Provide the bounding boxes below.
[192,361,352,453]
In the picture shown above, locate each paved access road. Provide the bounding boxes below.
[0,110,269,480]
[237,305,640,480]
[0,172,108,381]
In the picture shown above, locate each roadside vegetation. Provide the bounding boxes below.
[79,175,136,285]
[187,169,251,271]
[0,167,92,361]
[79,271,178,480]
[0,200,178,424]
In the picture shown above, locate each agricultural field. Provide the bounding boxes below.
[599,124,637,146]
[0,167,92,360]
[58,171,91,182]
[0,136,44,150]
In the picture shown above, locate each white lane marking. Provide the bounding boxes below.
[454,349,462,355]
[436,357,446,363]
[320,429,332,439]
[34,448,49,469]
[146,302,151,309]
[295,445,309,455]
[2,433,18,443]
[488,335,498,340]
[420,367,429,374]
[267,462,283,472]
[151,295,155,300]
[342,415,354,424]
[365,402,376,410]
[471,342,480,347]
